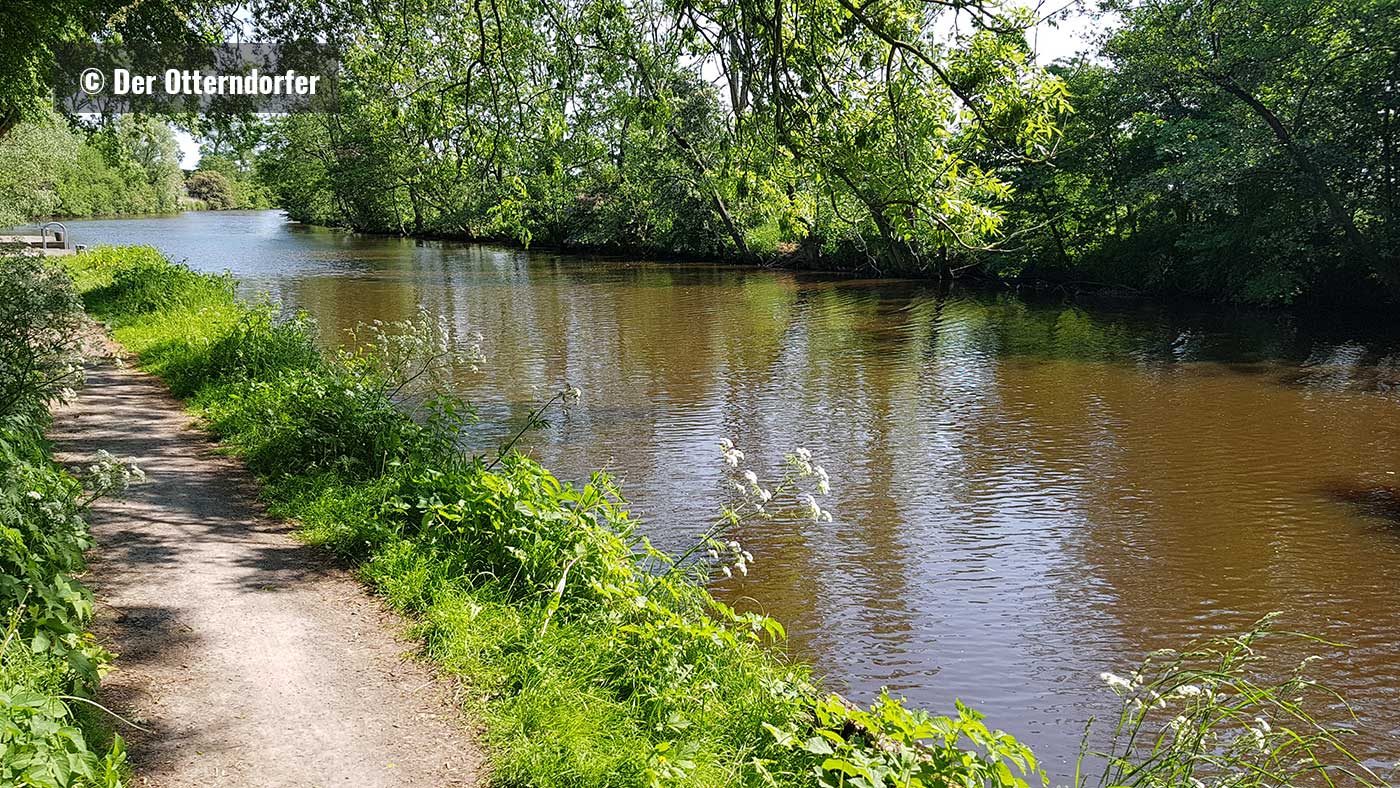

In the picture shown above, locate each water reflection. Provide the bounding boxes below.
[66,211,1400,777]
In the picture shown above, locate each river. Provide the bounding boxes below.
[62,210,1400,776]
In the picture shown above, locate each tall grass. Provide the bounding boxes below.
[66,246,1390,788]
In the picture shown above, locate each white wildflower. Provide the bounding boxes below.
[26,490,42,501]
[743,470,758,486]
[1100,672,1134,694]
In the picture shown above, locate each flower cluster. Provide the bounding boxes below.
[786,447,830,495]
[706,539,753,578]
[691,438,836,581]
[343,309,485,404]
[719,438,744,468]
[85,449,147,497]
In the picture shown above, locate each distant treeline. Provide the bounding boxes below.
[0,108,269,226]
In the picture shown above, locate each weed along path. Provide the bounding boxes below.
[49,337,484,788]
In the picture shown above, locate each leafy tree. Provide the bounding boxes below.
[247,0,1067,271]
[186,169,236,209]
[0,112,78,225]
[1001,0,1400,304]
[0,0,233,138]
[0,107,188,220]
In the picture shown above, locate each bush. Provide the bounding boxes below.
[0,255,85,419]
[85,257,232,318]
[0,252,130,787]
[185,170,236,210]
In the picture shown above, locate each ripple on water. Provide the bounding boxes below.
[62,212,1400,777]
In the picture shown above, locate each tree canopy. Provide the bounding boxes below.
[252,0,1069,268]
[999,0,1400,303]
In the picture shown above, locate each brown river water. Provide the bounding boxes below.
[63,210,1400,777]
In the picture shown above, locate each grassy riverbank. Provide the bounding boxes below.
[63,245,1392,788]
[68,245,1043,787]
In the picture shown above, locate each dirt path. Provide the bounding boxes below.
[49,338,484,788]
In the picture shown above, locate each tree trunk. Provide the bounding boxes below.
[1214,74,1400,292]
[666,126,751,258]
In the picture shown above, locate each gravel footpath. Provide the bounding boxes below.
[50,334,484,787]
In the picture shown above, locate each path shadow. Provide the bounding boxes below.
[90,603,198,748]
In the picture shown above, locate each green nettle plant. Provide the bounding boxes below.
[1079,615,1392,788]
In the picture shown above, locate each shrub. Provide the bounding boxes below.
[84,256,233,318]
[0,252,131,786]
[185,170,236,210]
[0,255,84,419]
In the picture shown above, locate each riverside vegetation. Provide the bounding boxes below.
[3,0,1397,303]
[0,108,271,225]
[0,251,143,787]
[40,243,1392,788]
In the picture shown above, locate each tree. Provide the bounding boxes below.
[246,0,1068,269]
[1112,0,1400,286]
[0,111,79,224]
[186,170,236,209]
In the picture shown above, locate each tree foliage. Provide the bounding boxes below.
[0,109,188,223]
[251,0,1068,270]
[999,0,1400,304]
[0,0,236,138]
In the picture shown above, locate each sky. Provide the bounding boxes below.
[174,3,1098,168]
